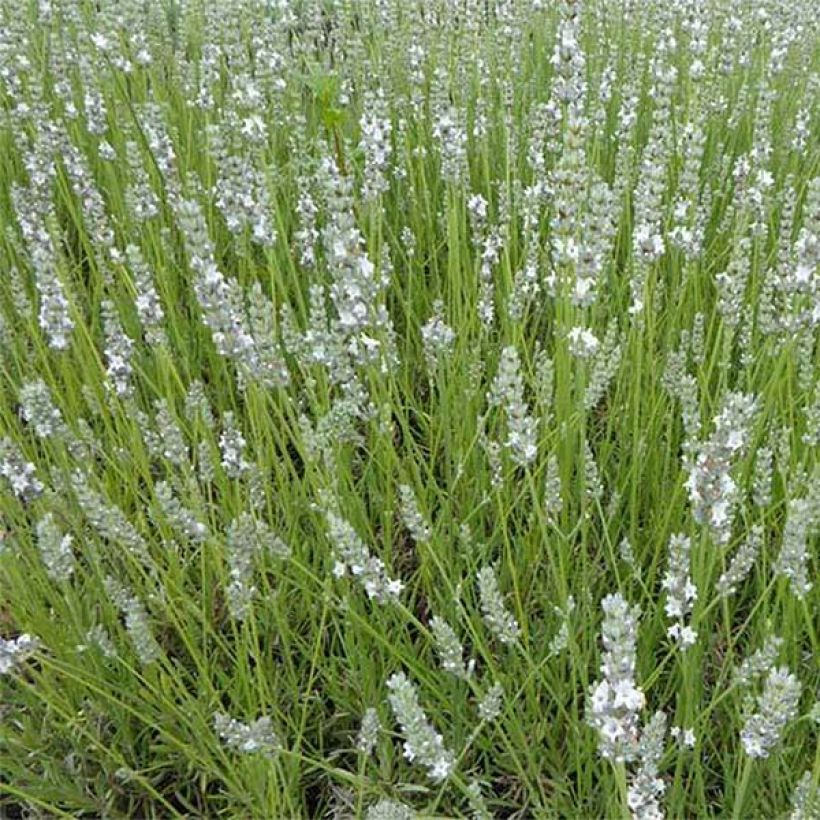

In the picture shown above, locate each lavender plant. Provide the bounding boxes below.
[0,0,816,816]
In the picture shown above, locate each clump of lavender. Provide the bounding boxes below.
[476,565,521,645]
[175,198,255,364]
[740,666,802,758]
[71,472,151,566]
[153,481,208,544]
[318,155,396,371]
[548,596,575,657]
[567,326,600,359]
[213,712,279,757]
[543,453,562,518]
[752,446,774,507]
[35,513,74,582]
[77,624,117,659]
[684,392,757,545]
[101,300,135,399]
[386,671,455,782]
[735,635,784,688]
[124,244,166,348]
[466,780,493,820]
[35,249,74,350]
[587,593,645,763]
[488,347,537,467]
[477,682,504,723]
[662,534,697,649]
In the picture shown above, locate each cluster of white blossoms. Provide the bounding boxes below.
[386,672,455,782]
[0,0,815,815]
[213,712,280,757]
[587,594,646,763]
[324,504,403,604]
[684,392,757,545]
[661,534,697,648]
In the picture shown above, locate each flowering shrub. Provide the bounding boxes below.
[0,0,817,816]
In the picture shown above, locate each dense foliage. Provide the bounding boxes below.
[0,0,818,816]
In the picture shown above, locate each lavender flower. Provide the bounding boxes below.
[0,634,39,675]
[324,505,403,603]
[386,671,455,782]
[662,534,697,649]
[35,513,74,582]
[213,712,279,757]
[0,438,44,501]
[477,565,520,645]
[488,347,537,467]
[740,666,802,758]
[430,615,474,680]
[587,594,645,763]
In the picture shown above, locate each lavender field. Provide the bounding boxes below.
[0,0,818,817]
